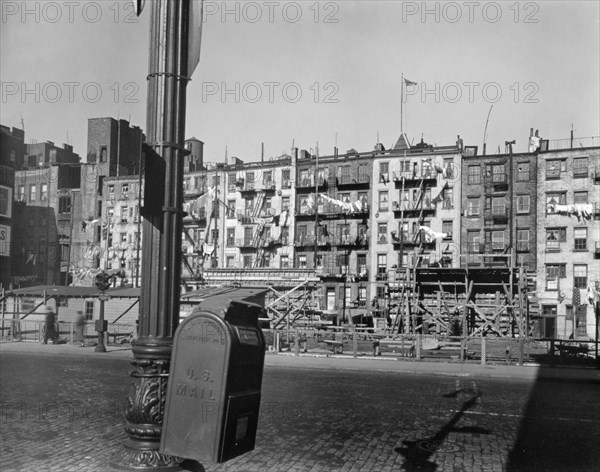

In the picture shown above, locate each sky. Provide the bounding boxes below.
[1,0,599,163]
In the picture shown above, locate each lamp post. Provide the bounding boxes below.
[94,271,112,352]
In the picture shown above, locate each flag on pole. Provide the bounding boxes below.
[404,78,417,86]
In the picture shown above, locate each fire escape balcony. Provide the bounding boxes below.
[260,180,277,193]
[336,172,370,190]
[239,181,257,195]
[391,232,436,250]
[295,176,327,193]
[237,238,257,250]
[484,207,509,223]
[392,170,437,187]
[294,235,331,248]
[484,174,509,192]
[392,201,436,217]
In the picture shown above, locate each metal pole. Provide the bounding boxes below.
[111,1,190,469]
[94,289,107,352]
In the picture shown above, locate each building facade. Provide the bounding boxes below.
[536,142,599,339]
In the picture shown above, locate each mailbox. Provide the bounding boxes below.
[160,300,266,464]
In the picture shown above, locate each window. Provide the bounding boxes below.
[573,191,588,204]
[443,158,454,179]
[338,224,350,243]
[297,254,307,269]
[517,229,530,251]
[492,164,506,183]
[337,253,349,274]
[573,265,587,289]
[244,172,255,190]
[546,192,566,213]
[279,255,289,269]
[378,191,389,211]
[379,162,389,182]
[226,256,235,268]
[29,184,36,201]
[442,187,453,209]
[58,196,72,214]
[468,165,481,184]
[491,230,505,250]
[226,228,235,247]
[357,253,367,274]
[40,183,48,201]
[516,162,530,181]
[541,306,557,338]
[358,287,367,307]
[228,173,237,192]
[121,206,128,223]
[442,221,453,239]
[467,198,480,217]
[377,223,387,243]
[377,254,387,277]
[546,160,565,179]
[100,146,107,163]
[243,255,252,268]
[281,196,290,212]
[467,231,481,253]
[122,183,129,196]
[574,228,587,251]
[517,195,530,214]
[18,185,25,201]
[546,228,566,252]
[281,169,290,184]
[120,232,127,243]
[263,171,273,186]
[573,157,588,177]
[264,197,272,215]
[84,301,94,321]
[545,264,566,290]
[227,200,235,218]
[339,165,352,184]
[245,198,254,216]
[108,185,115,200]
[280,226,289,244]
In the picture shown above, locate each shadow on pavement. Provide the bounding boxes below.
[506,362,600,472]
[394,388,491,471]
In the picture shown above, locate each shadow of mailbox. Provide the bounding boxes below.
[160,300,266,464]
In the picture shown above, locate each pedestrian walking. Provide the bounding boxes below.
[75,310,86,346]
[42,306,56,344]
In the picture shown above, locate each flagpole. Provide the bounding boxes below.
[401,73,404,134]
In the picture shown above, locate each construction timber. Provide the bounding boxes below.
[196,268,322,329]
[391,261,532,338]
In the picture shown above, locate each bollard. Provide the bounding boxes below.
[518,338,524,366]
[505,345,511,365]
[373,340,380,357]
[294,329,300,356]
[480,337,486,366]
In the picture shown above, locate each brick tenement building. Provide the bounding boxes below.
[0,125,23,288]
[460,149,538,271]
[69,118,144,286]
[372,135,462,328]
[536,141,600,339]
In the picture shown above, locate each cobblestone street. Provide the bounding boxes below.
[1,344,599,471]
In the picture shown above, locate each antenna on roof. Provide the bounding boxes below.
[483,105,493,155]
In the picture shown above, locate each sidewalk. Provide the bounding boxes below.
[2,341,599,382]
